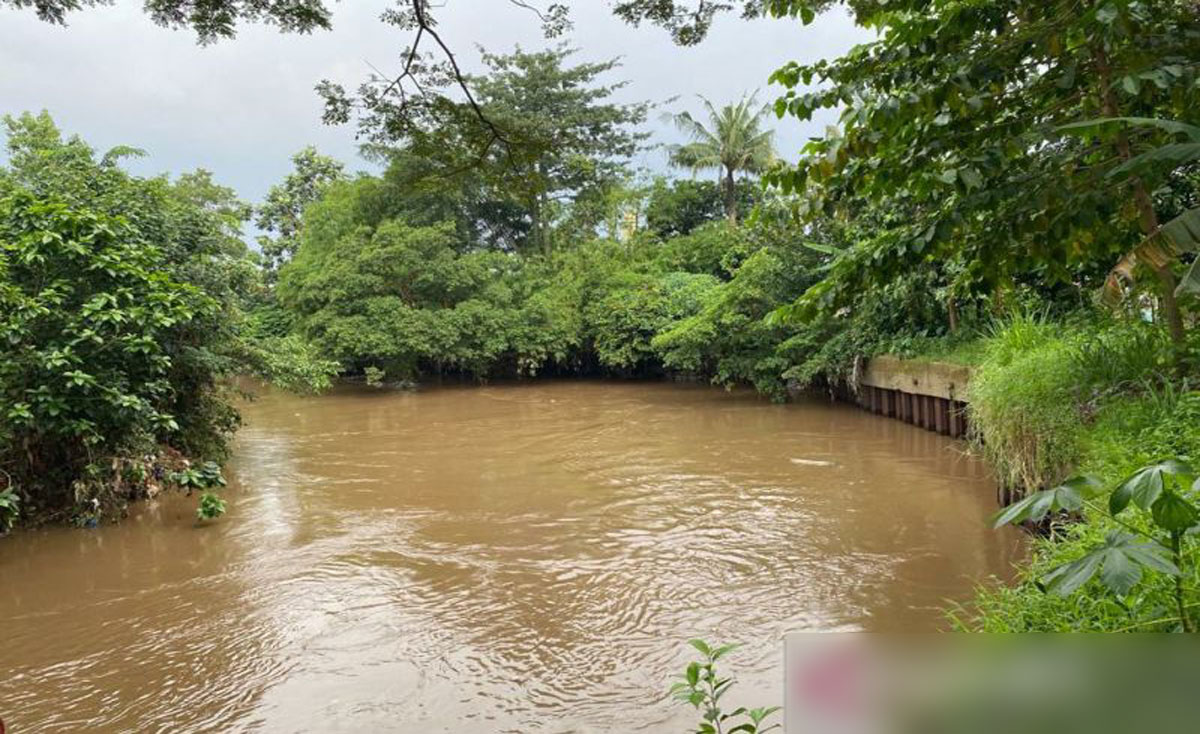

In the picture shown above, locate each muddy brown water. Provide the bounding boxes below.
[2,381,1023,732]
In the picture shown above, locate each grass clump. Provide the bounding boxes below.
[956,312,1200,632]
[967,312,1082,492]
[967,312,1174,494]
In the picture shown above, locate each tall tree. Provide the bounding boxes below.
[669,95,775,225]
[470,46,648,254]
[255,146,346,278]
[766,0,1199,348]
[340,45,648,256]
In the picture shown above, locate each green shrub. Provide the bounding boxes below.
[0,193,218,515]
[0,113,332,526]
[961,315,1200,632]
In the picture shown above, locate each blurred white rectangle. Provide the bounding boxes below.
[784,633,1200,734]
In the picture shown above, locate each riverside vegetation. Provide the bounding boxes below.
[1,0,1198,662]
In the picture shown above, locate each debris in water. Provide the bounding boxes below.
[790,458,835,467]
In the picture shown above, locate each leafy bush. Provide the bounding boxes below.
[197,491,227,521]
[0,113,333,526]
[671,640,780,734]
[0,192,218,516]
[0,482,20,532]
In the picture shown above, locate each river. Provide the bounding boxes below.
[2,381,1023,732]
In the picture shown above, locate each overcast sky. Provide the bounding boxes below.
[0,1,871,206]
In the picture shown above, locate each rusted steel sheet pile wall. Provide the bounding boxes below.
[856,356,972,439]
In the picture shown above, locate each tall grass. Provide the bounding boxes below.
[956,311,1200,631]
[967,311,1081,491]
[967,312,1175,493]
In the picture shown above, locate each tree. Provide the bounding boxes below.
[334,46,648,256]
[255,146,346,277]
[646,177,760,238]
[669,95,775,225]
[611,0,844,44]
[0,113,333,524]
[2,0,334,41]
[1060,117,1200,308]
[469,46,648,254]
[767,0,1199,349]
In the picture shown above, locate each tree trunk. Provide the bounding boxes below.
[1093,44,1187,348]
[723,167,738,225]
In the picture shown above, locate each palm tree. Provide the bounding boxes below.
[668,93,776,225]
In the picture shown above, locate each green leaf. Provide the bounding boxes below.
[1179,257,1200,297]
[1042,532,1178,597]
[959,167,983,190]
[1121,76,1140,95]
[688,639,711,657]
[1058,117,1200,142]
[1109,143,1200,181]
[1098,545,1141,595]
[1042,551,1104,596]
[686,662,700,687]
[1160,208,1200,253]
[1151,492,1199,533]
[711,642,741,660]
[991,476,1099,527]
[1110,460,1193,514]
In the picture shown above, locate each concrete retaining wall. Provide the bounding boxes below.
[854,356,972,440]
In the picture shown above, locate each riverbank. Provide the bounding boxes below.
[878,312,1200,631]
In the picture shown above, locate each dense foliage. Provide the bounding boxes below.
[0,113,333,526]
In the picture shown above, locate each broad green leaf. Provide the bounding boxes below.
[1151,492,1199,533]
[1058,117,1200,142]
[1110,460,1193,514]
[711,643,741,661]
[1097,545,1141,595]
[990,476,1099,527]
[1042,532,1177,596]
[1179,257,1200,297]
[1159,208,1200,254]
[1042,551,1104,596]
[1109,143,1200,180]
[1122,544,1180,576]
